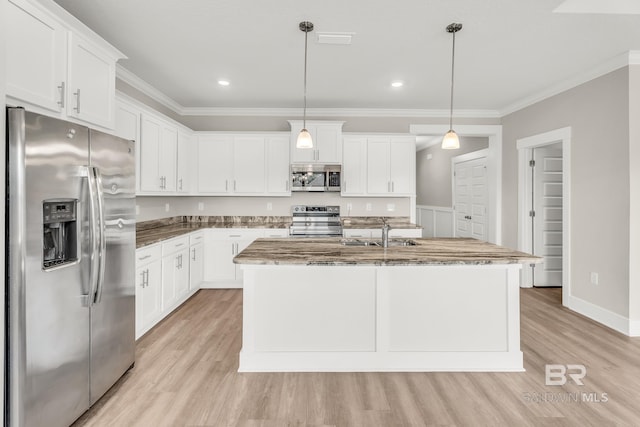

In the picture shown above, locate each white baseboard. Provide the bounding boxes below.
[566,295,632,336]
[629,320,640,337]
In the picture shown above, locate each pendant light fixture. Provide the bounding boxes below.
[297,21,314,149]
[442,22,462,150]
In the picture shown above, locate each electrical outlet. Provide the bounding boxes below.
[590,272,599,285]
[427,153,433,160]
[165,203,170,212]
[366,203,372,211]
[198,202,204,211]
[387,203,395,212]
[346,203,353,211]
[267,202,273,211]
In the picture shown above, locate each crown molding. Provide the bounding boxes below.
[179,107,501,118]
[500,50,640,116]
[116,64,184,113]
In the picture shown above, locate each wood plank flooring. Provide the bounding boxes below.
[73,288,640,426]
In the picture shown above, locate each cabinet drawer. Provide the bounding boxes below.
[389,229,422,238]
[263,228,290,238]
[209,229,264,240]
[136,244,161,265]
[189,231,205,245]
[162,235,190,256]
[343,229,373,238]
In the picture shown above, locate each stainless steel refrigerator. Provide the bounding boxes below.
[5,107,136,427]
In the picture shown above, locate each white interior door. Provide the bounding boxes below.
[532,144,563,287]
[454,156,488,241]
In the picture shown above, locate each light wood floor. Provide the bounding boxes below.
[74,288,640,427]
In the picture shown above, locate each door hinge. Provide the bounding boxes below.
[529,210,536,217]
[529,160,536,167]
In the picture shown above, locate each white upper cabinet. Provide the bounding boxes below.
[341,137,367,196]
[197,133,288,196]
[6,0,123,129]
[233,137,266,194]
[367,136,416,196]
[197,135,234,194]
[139,113,178,193]
[176,131,193,193]
[66,33,116,128]
[289,120,344,164]
[6,0,66,113]
[266,136,291,195]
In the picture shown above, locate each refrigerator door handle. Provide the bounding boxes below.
[86,166,107,305]
[92,167,107,304]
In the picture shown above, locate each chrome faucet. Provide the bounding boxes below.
[381,218,391,248]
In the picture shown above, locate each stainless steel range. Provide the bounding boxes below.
[289,205,343,237]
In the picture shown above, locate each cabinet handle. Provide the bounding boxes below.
[179,178,183,190]
[235,243,239,254]
[391,181,394,192]
[231,243,235,255]
[225,180,228,191]
[234,180,237,191]
[140,271,146,288]
[229,234,241,238]
[73,89,81,113]
[175,243,185,248]
[191,248,196,261]
[159,176,164,189]
[145,269,149,287]
[57,82,65,108]
[138,254,152,261]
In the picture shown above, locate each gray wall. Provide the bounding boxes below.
[629,66,640,323]
[416,137,488,207]
[501,67,631,318]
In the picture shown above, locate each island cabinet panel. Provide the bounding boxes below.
[239,263,524,372]
[384,268,508,352]
[249,268,376,352]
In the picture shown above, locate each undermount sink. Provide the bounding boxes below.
[340,238,417,247]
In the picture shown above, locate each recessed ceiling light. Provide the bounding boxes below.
[218,80,230,86]
[391,81,404,88]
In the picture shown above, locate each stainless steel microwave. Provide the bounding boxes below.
[291,164,341,192]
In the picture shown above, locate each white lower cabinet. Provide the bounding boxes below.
[189,232,205,290]
[135,244,162,340]
[161,236,190,310]
[204,229,265,288]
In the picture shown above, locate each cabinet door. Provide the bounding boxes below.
[6,0,66,113]
[115,101,141,191]
[342,137,367,195]
[176,131,192,193]
[139,115,163,192]
[266,137,291,195]
[189,243,204,290]
[160,126,177,192]
[67,33,116,128]
[136,259,161,338]
[316,125,341,163]
[233,137,265,194]
[174,248,190,299]
[206,238,236,281]
[161,253,178,310]
[197,136,233,194]
[389,138,416,195]
[367,139,391,194]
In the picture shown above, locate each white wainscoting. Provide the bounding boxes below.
[416,205,454,238]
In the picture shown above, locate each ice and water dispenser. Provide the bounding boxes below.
[42,199,78,269]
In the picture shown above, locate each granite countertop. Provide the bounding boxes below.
[136,216,290,248]
[341,217,421,229]
[233,237,541,266]
[136,215,421,248]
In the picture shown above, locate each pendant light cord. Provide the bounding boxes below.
[449,28,456,131]
[303,26,308,129]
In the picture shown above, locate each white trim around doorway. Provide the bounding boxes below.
[516,127,571,307]
[409,124,502,245]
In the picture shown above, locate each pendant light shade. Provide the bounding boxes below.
[442,22,462,150]
[297,21,314,149]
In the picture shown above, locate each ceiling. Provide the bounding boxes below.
[53,0,640,115]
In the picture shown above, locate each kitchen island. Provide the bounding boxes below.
[234,237,540,372]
